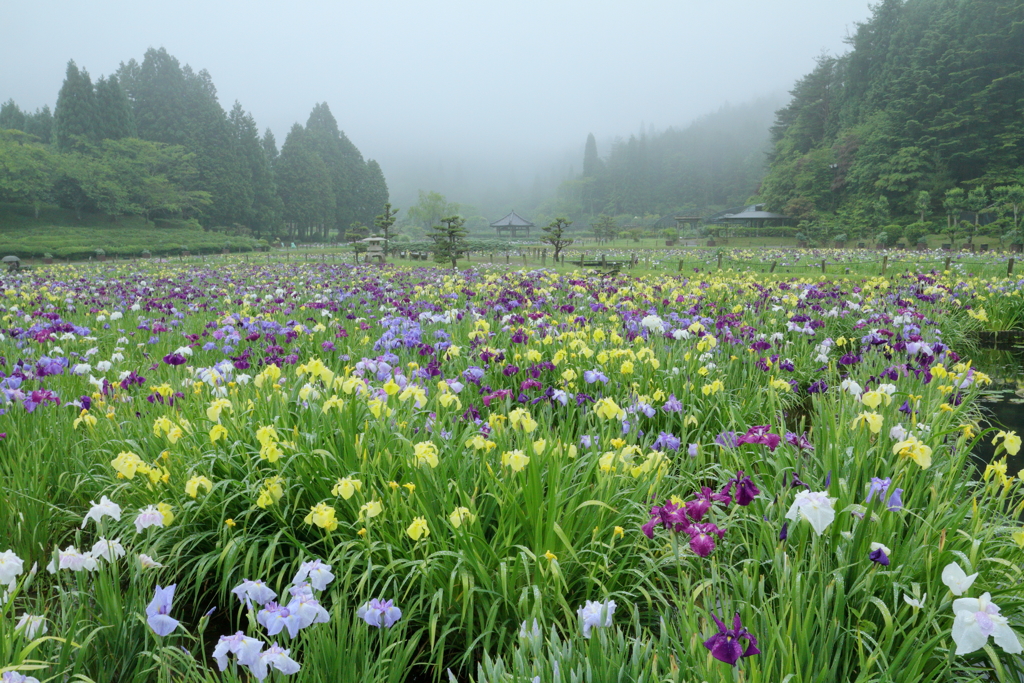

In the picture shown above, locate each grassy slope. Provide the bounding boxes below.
[0,203,263,259]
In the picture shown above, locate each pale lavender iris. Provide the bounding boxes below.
[146,584,179,636]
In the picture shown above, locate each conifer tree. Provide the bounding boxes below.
[54,60,98,150]
[428,215,468,268]
[0,100,26,131]
[94,75,135,140]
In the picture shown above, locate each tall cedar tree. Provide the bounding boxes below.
[54,60,98,151]
[94,75,135,140]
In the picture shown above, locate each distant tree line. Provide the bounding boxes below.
[760,0,1024,244]
[0,48,388,241]
[543,99,777,223]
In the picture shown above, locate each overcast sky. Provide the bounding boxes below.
[2,0,873,208]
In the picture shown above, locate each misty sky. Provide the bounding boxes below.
[2,0,873,209]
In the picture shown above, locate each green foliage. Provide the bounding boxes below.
[763,0,1024,222]
[54,60,98,151]
[373,202,400,253]
[428,214,468,268]
[540,217,574,259]
[0,204,260,257]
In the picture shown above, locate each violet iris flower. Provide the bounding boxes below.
[886,488,904,511]
[146,584,180,636]
[356,599,402,628]
[703,612,760,666]
[725,471,760,506]
[866,477,891,503]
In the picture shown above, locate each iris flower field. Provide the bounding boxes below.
[2,259,1024,682]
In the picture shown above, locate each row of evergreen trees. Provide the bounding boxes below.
[760,0,1024,230]
[563,99,778,220]
[0,48,387,239]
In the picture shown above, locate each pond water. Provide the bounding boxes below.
[971,342,1024,473]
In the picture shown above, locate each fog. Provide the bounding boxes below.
[1,0,873,216]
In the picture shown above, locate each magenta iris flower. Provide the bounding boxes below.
[703,612,760,665]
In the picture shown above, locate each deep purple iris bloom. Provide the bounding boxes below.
[162,353,187,366]
[737,425,781,452]
[869,546,891,566]
[725,471,760,506]
[703,612,760,666]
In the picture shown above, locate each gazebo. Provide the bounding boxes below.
[491,211,534,239]
[715,205,791,229]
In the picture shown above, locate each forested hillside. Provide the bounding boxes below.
[0,48,388,242]
[761,0,1024,240]
[549,98,780,222]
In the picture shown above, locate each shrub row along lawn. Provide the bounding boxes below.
[1,261,1023,682]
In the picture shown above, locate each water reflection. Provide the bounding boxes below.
[971,343,1024,474]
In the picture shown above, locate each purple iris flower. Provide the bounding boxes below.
[703,612,760,666]
[789,472,810,489]
[162,353,187,366]
[725,471,760,506]
[653,431,681,451]
[147,584,180,636]
[715,431,739,449]
[886,488,904,511]
[785,431,815,451]
[808,380,828,394]
[865,477,891,503]
[737,425,780,452]
[583,370,608,384]
[779,521,789,541]
[356,599,402,628]
[662,394,683,412]
[869,546,891,566]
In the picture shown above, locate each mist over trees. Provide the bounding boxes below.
[0,48,389,242]
[537,98,782,225]
[761,0,1024,236]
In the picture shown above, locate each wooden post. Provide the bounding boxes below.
[944,256,951,271]
[523,254,527,267]
[1009,257,1015,277]
[678,259,684,272]
[542,249,546,266]
[717,253,723,270]
[881,255,888,276]
[490,252,493,263]
[770,261,777,273]
[506,253,510,264]
[601,254,606,266]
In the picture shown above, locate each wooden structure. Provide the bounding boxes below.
[360,237,387,264]
[714,204,791,229]
[3,255,20,272]
[491,211,534,239]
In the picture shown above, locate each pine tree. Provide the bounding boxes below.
[428,215,468,269]
[182,66,252,227]
[541,217,574,260]
[125,48,189,145]
[262,128,279,164]
[230,102,282,237]
[373,202,399,254]
[364,160,389,222]
[54,60,99,151]
[94,75,135,140]
[276,123,335,240]
[24,106,54,144]
[0,100,26,131]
